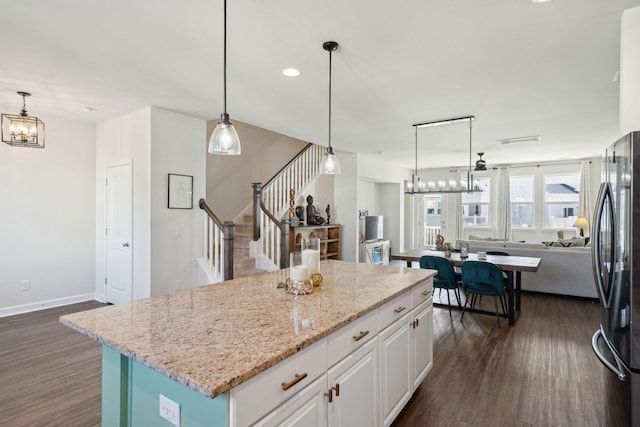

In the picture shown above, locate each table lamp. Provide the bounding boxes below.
[575,217,589,237]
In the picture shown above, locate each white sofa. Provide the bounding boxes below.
[455,239,597,299]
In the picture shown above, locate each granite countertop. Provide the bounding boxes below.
[60,260,434,399]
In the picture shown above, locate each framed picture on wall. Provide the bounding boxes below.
[168,174,193,209]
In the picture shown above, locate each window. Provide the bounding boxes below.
[544,174,580,228]
[510,176,534,228]
[462,177,490,227]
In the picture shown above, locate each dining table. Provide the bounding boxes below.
[391,249,541,326]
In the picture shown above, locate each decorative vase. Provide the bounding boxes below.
[444,250,452,258]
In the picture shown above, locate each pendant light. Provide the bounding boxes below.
[208,0,241,155]
[404,116,482,194]
[319,41,341,174]
[1,91,45,148]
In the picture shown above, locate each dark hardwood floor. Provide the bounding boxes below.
[393,291,604,427]
[0,301,105,427]
[0,294,604,427]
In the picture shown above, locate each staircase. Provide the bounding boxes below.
[199,143,325,283]
[233,214,266,278]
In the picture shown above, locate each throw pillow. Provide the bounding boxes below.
[468,234,493,241]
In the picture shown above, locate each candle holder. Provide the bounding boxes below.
[287,253,313,295]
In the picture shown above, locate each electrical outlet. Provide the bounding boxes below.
[175,280,182,290]
[159,394,180,427]
[21,280,30,291]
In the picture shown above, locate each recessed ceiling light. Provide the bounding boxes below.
[81,106,98,112]
[282,68,300,77]
[531,0,552,3]
[497,135,542,145]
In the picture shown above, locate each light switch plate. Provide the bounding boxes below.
[159,394,180,427]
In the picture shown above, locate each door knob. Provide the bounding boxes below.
[122,242,130,247]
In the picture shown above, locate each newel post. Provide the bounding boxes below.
[252,183,261,241]
[223,221,235,281]
[281,220,290,269]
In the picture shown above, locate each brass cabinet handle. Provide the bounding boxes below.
[352,330,370,342]
[325,388,333,403]
[394,306,406,314]
[415,318,419,327]
[281,372,308,391]
[325,383,340,403]
[421,290,431,297]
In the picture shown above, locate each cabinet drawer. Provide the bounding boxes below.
[229,338,328,427]
[328,309,379,367]
[411,279,433,308]
[378,291,411,330]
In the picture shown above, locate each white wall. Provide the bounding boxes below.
[150,109,206,296]
[96,107,205,301]
[206,120,308,221]
[332,153,411,261]
[620,6,640,135]
[0,110,96,315]
[96,108,152,301]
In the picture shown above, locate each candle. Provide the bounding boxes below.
[290,265,309,281]
[302,248,320,275]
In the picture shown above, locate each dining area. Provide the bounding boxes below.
[391,249,541,327]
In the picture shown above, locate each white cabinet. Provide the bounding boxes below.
[232,279,433,427]
[327,337,379,427]
[254,375,328,427]
[379,290,433,427]
[411,299,433,390]
[379,311,412,426]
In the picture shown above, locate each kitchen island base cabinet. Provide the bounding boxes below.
[102,346,227,427]
[379,297,433,427]
[379,312,412,427]
[65,265,435,427]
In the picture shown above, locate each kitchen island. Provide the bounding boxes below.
[61,260,435,427]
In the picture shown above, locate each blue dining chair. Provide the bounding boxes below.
[420,255,461,319]
[460,261,507,328]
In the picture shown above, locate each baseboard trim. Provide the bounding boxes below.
[0,293,98,318]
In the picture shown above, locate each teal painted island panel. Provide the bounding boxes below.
[102,347,227,427]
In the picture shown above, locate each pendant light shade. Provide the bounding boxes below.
[209,113,241,155]
[320,146,341,174]
[208,0,241,155]
[320,41,341,175]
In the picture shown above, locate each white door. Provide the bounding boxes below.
[105,161,133,304]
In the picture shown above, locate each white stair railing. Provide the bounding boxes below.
[253,144,325,270]
[199,199,234,281]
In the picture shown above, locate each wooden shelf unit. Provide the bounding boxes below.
[290,224,342,260]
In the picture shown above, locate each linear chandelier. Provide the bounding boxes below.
[1,91,45,148]
[405,115,483,195]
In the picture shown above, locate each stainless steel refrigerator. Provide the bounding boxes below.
[592,131,640,426]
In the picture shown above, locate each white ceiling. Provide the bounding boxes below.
[2,0,639,169]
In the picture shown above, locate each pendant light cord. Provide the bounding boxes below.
[223,0,228,115]
[328,48,332,151]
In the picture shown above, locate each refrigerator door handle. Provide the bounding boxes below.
[592,328,626,381]
[591,182,615,307]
